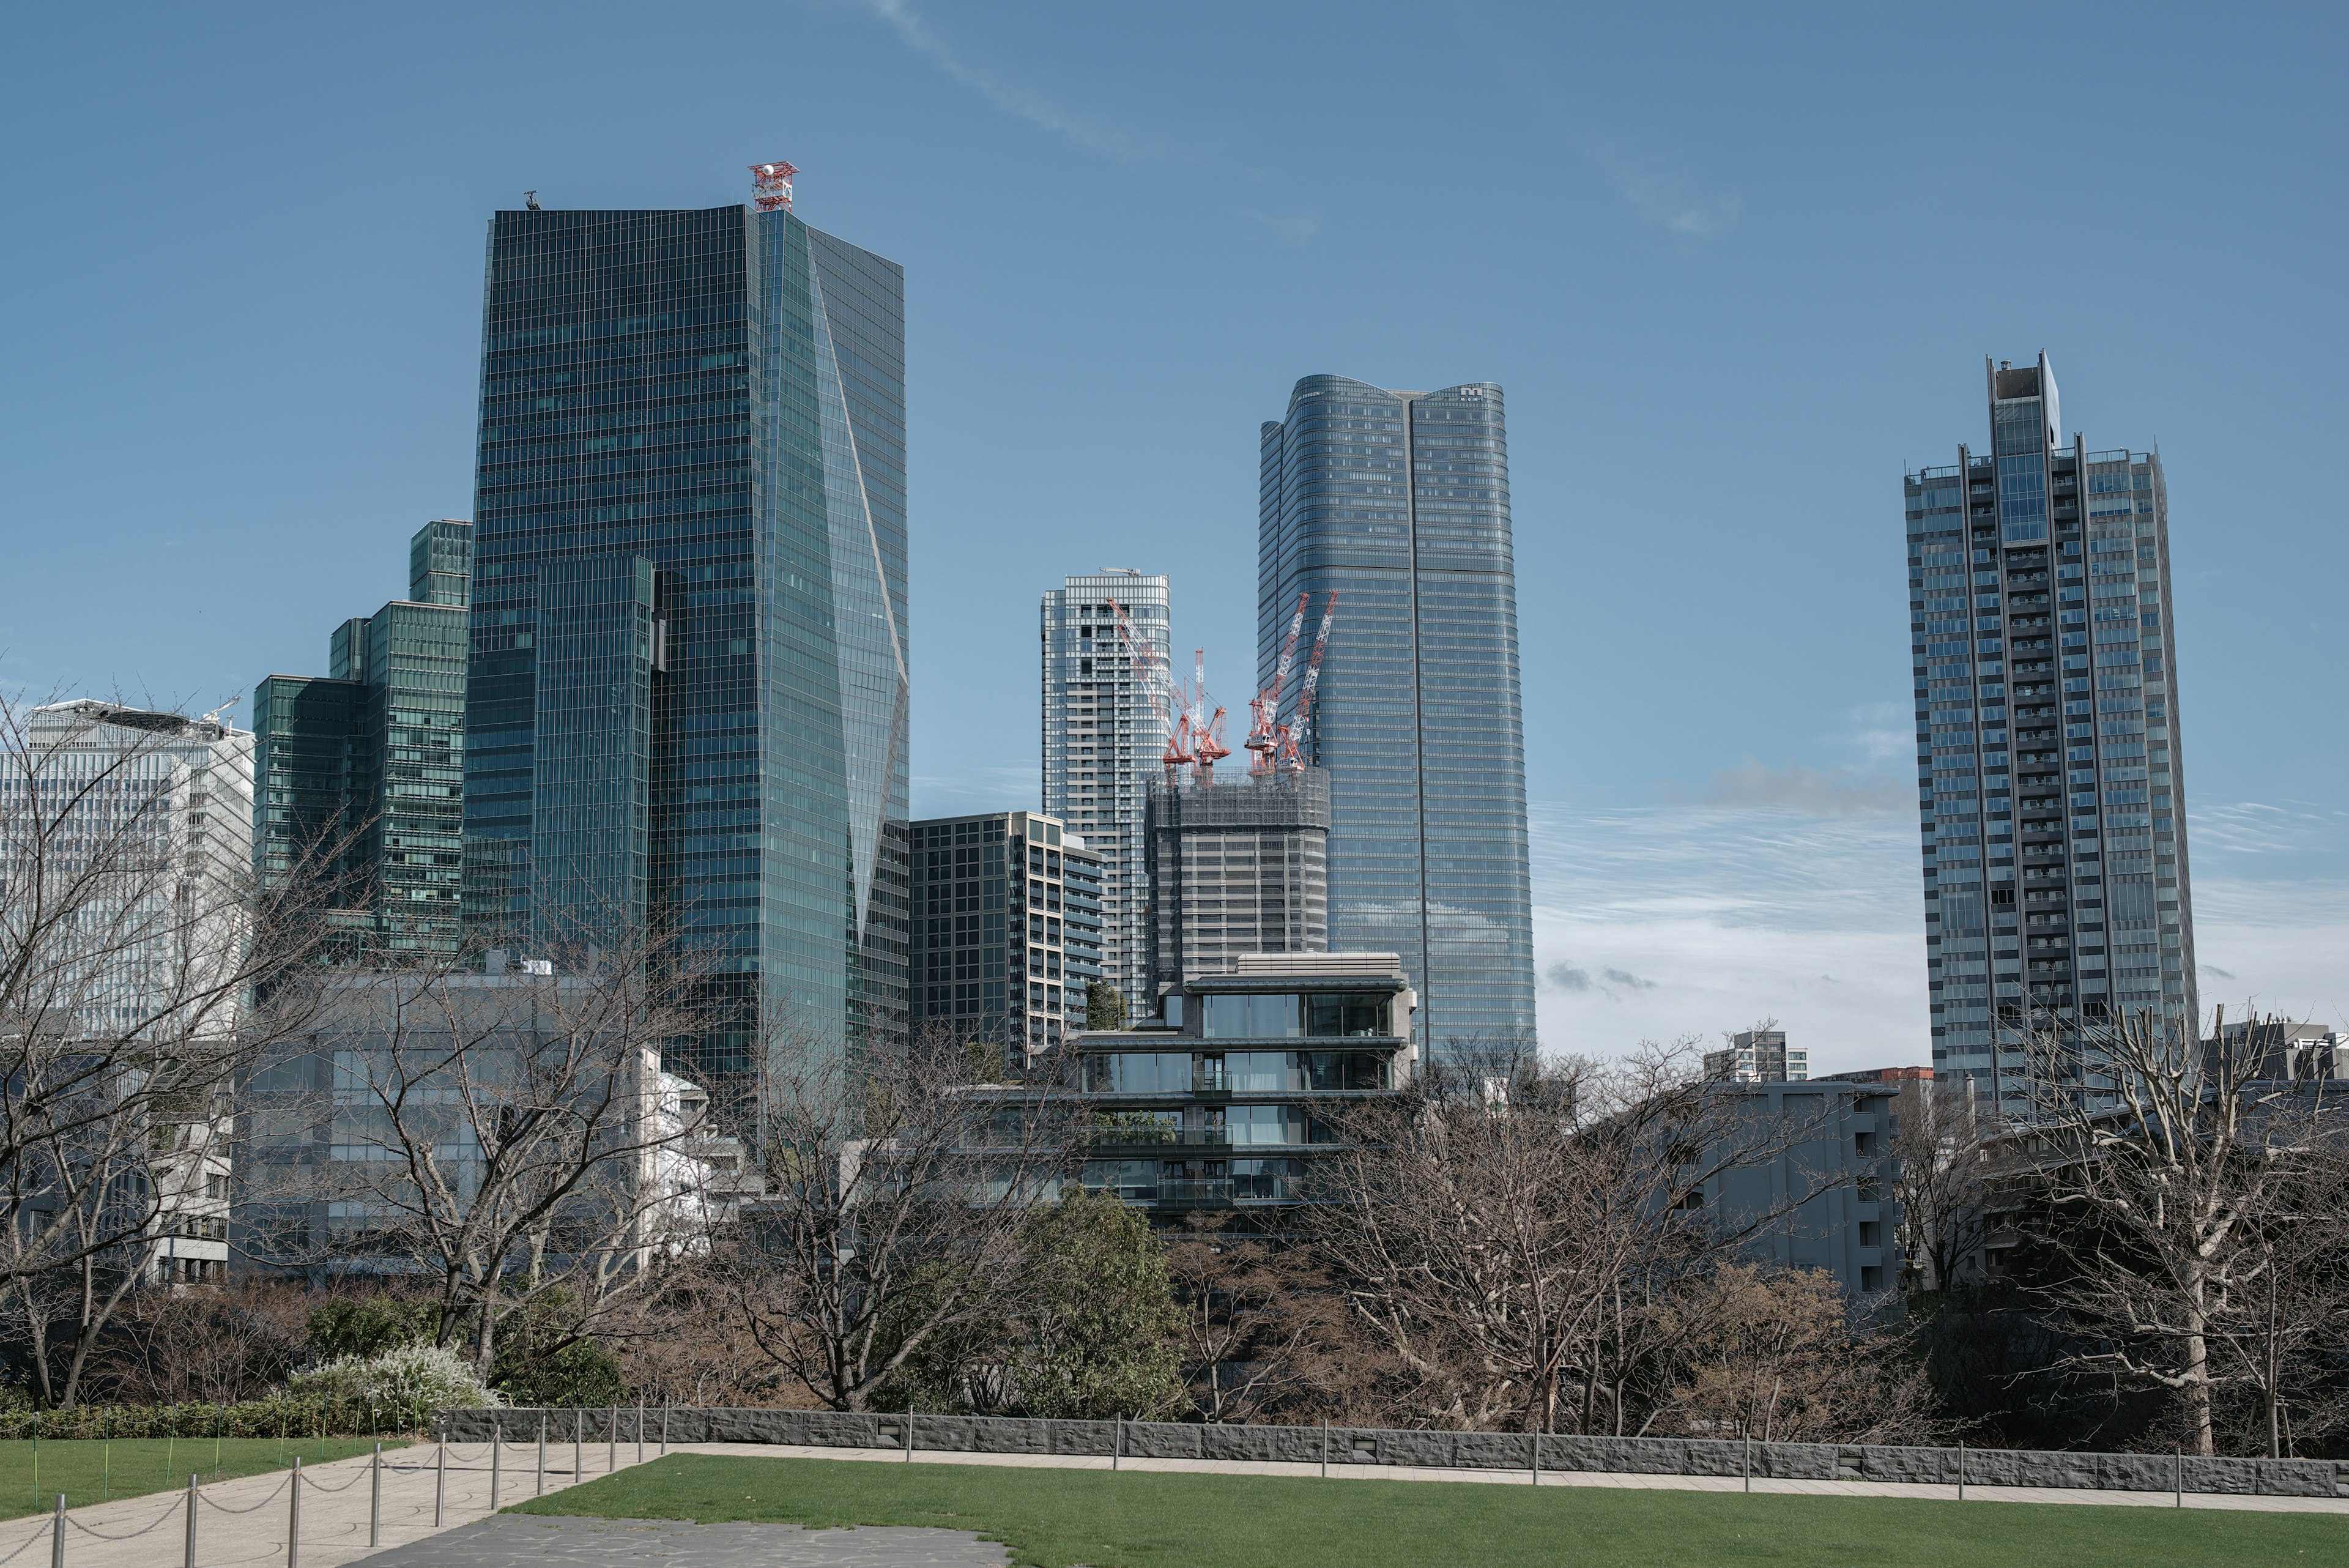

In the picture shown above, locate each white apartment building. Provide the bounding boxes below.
[1042,570,1170,1019]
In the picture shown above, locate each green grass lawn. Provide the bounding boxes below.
[514,1454,2345,1568]
[0,1437,407,1521]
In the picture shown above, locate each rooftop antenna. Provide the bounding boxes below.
[524,190,541,211]
[749,160,800,213]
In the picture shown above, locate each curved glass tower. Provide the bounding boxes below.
[465,201,908,1069]
[1257,376,1536,1057]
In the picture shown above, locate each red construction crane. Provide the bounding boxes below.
[1108,596,1189,787]
[1188,649,1231,784]
[1247,592,1311,775]
[1280,592,1338,771]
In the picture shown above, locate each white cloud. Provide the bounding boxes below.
[1678,757,1910,817]
[1527,793,2349,1072]
[1586,144,1742,241]
[856,0,1161,165]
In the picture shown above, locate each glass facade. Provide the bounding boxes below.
[253,520,472,959]
[1257,377,1535,1056]
[466,204,908,1069]
[1905,354,2197,1108]
[1041,570,1170,1017]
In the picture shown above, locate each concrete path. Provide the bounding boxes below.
[0,1438,664,1568]
[357,1515,1004,1568]
[676,1440,2349,1516]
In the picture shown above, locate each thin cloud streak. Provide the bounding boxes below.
[857,0,1162,165]
[1585,143,1742,240]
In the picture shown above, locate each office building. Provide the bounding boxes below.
[1257,377,1536,1056]
[1064,951,1417,1225]
[15,701,251,1282]
[1145,768,1329,1001]
[252,519,472,959]
[463,193,908,1069]
[1704,1028,1806,1083]
[1041,570,1170,1017]
[1905,354,2197,1103]
[908,811,1101,1060]
[1702,1079,1902,1298]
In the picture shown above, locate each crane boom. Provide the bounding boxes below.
[1284,592,1338,771]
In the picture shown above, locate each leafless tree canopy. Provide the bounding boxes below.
[2019,1004,2348,1457]
[240,918,725,1380]
[1305,1038,1912,1438]
[725,1024,1076,1412]
[1892,1076,1997,1293]
[0,694,342,1406]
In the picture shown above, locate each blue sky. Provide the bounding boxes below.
[6,2,2345,1069]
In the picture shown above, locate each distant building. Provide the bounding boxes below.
[252,519,471,960]
[1705,1028,1807,1083]
[908,811,1101,1062]
[1905,353,2197,1106]
[1702,1079,1902,1298]
[1041,571,1170,1019]
[15,700,253,1284]
[1258,376,1537,1057]
[1824,1065,1935,1087]
[1071,951,1417,1225]
[1145,769,1329,1005]
[2210,1020,2347,1082]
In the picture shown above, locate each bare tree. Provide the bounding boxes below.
[0,694,340,1406]
[1168,1214,1369,1424]
[2019,1003,2343,1456]
[726,1024,1075,1412]
[1310,1038,1841,1434]
[1891,1074,1996,1293]
[242,918,723,1383]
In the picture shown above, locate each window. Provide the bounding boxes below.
[1306,993,1390,1037]
[1202,993,1303,1038]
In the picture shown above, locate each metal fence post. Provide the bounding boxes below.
[636,1400,645,1466]
[536,1417,546,1497]
[51,1492,65,1568]
[1110,1416,1118,1472]
[1743,1433,1752,1493]
[906,1414,915,1464]
[288,1456,302,1568]
[185,1475,198,1568]
[491,1429,502,1509]
[573,1414,582,1487]
[1956,1441,1965,1502]
[369,1444,382,1547]
[434,1440,445,1527]
[660,1405,668,1457]
[1531,1430,1540,1486]
[2175,1449,2183,1508]
[1320,1420,1328,1479]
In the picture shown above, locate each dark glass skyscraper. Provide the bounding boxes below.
[253,520,472,960]
[1904,354,2197,1105]
[1257,377,1536,1055]
[465,201,908,1067]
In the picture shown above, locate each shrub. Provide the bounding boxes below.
[307,1297,439,1362]
[291,1343,501,1412]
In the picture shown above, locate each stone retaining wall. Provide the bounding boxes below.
[437,1406,2348,1498]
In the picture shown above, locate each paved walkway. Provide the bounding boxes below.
[7,1429,2340,1568]
[360,1515,1003,1568]
[0,1438,664,1568]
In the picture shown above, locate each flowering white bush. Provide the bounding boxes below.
[290,1342,502,1410]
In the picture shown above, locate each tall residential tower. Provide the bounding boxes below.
[1258,377,1536,1055]
[1905,354,2195,1103]
[1041,570,1169,1016]
[463,193,908,1069]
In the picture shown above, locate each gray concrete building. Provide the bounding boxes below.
[1144,768,1329,1006]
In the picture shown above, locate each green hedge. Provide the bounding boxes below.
[0,1396,440,1441]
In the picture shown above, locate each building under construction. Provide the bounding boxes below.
[1145,768,1330,1006]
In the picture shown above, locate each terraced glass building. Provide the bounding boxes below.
[464,200,908,1068]
[1905,353,2196,1105]
[1256,377,1535,1058]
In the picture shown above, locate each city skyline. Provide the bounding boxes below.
[7,7,2346,1069]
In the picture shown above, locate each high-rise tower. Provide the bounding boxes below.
[1041,570,1169,1015]
[1257,377,1535,1057]
[1904,353,2196,1104]
[464,194,908,1069]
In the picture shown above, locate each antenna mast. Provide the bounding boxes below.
[749,160,800,212]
